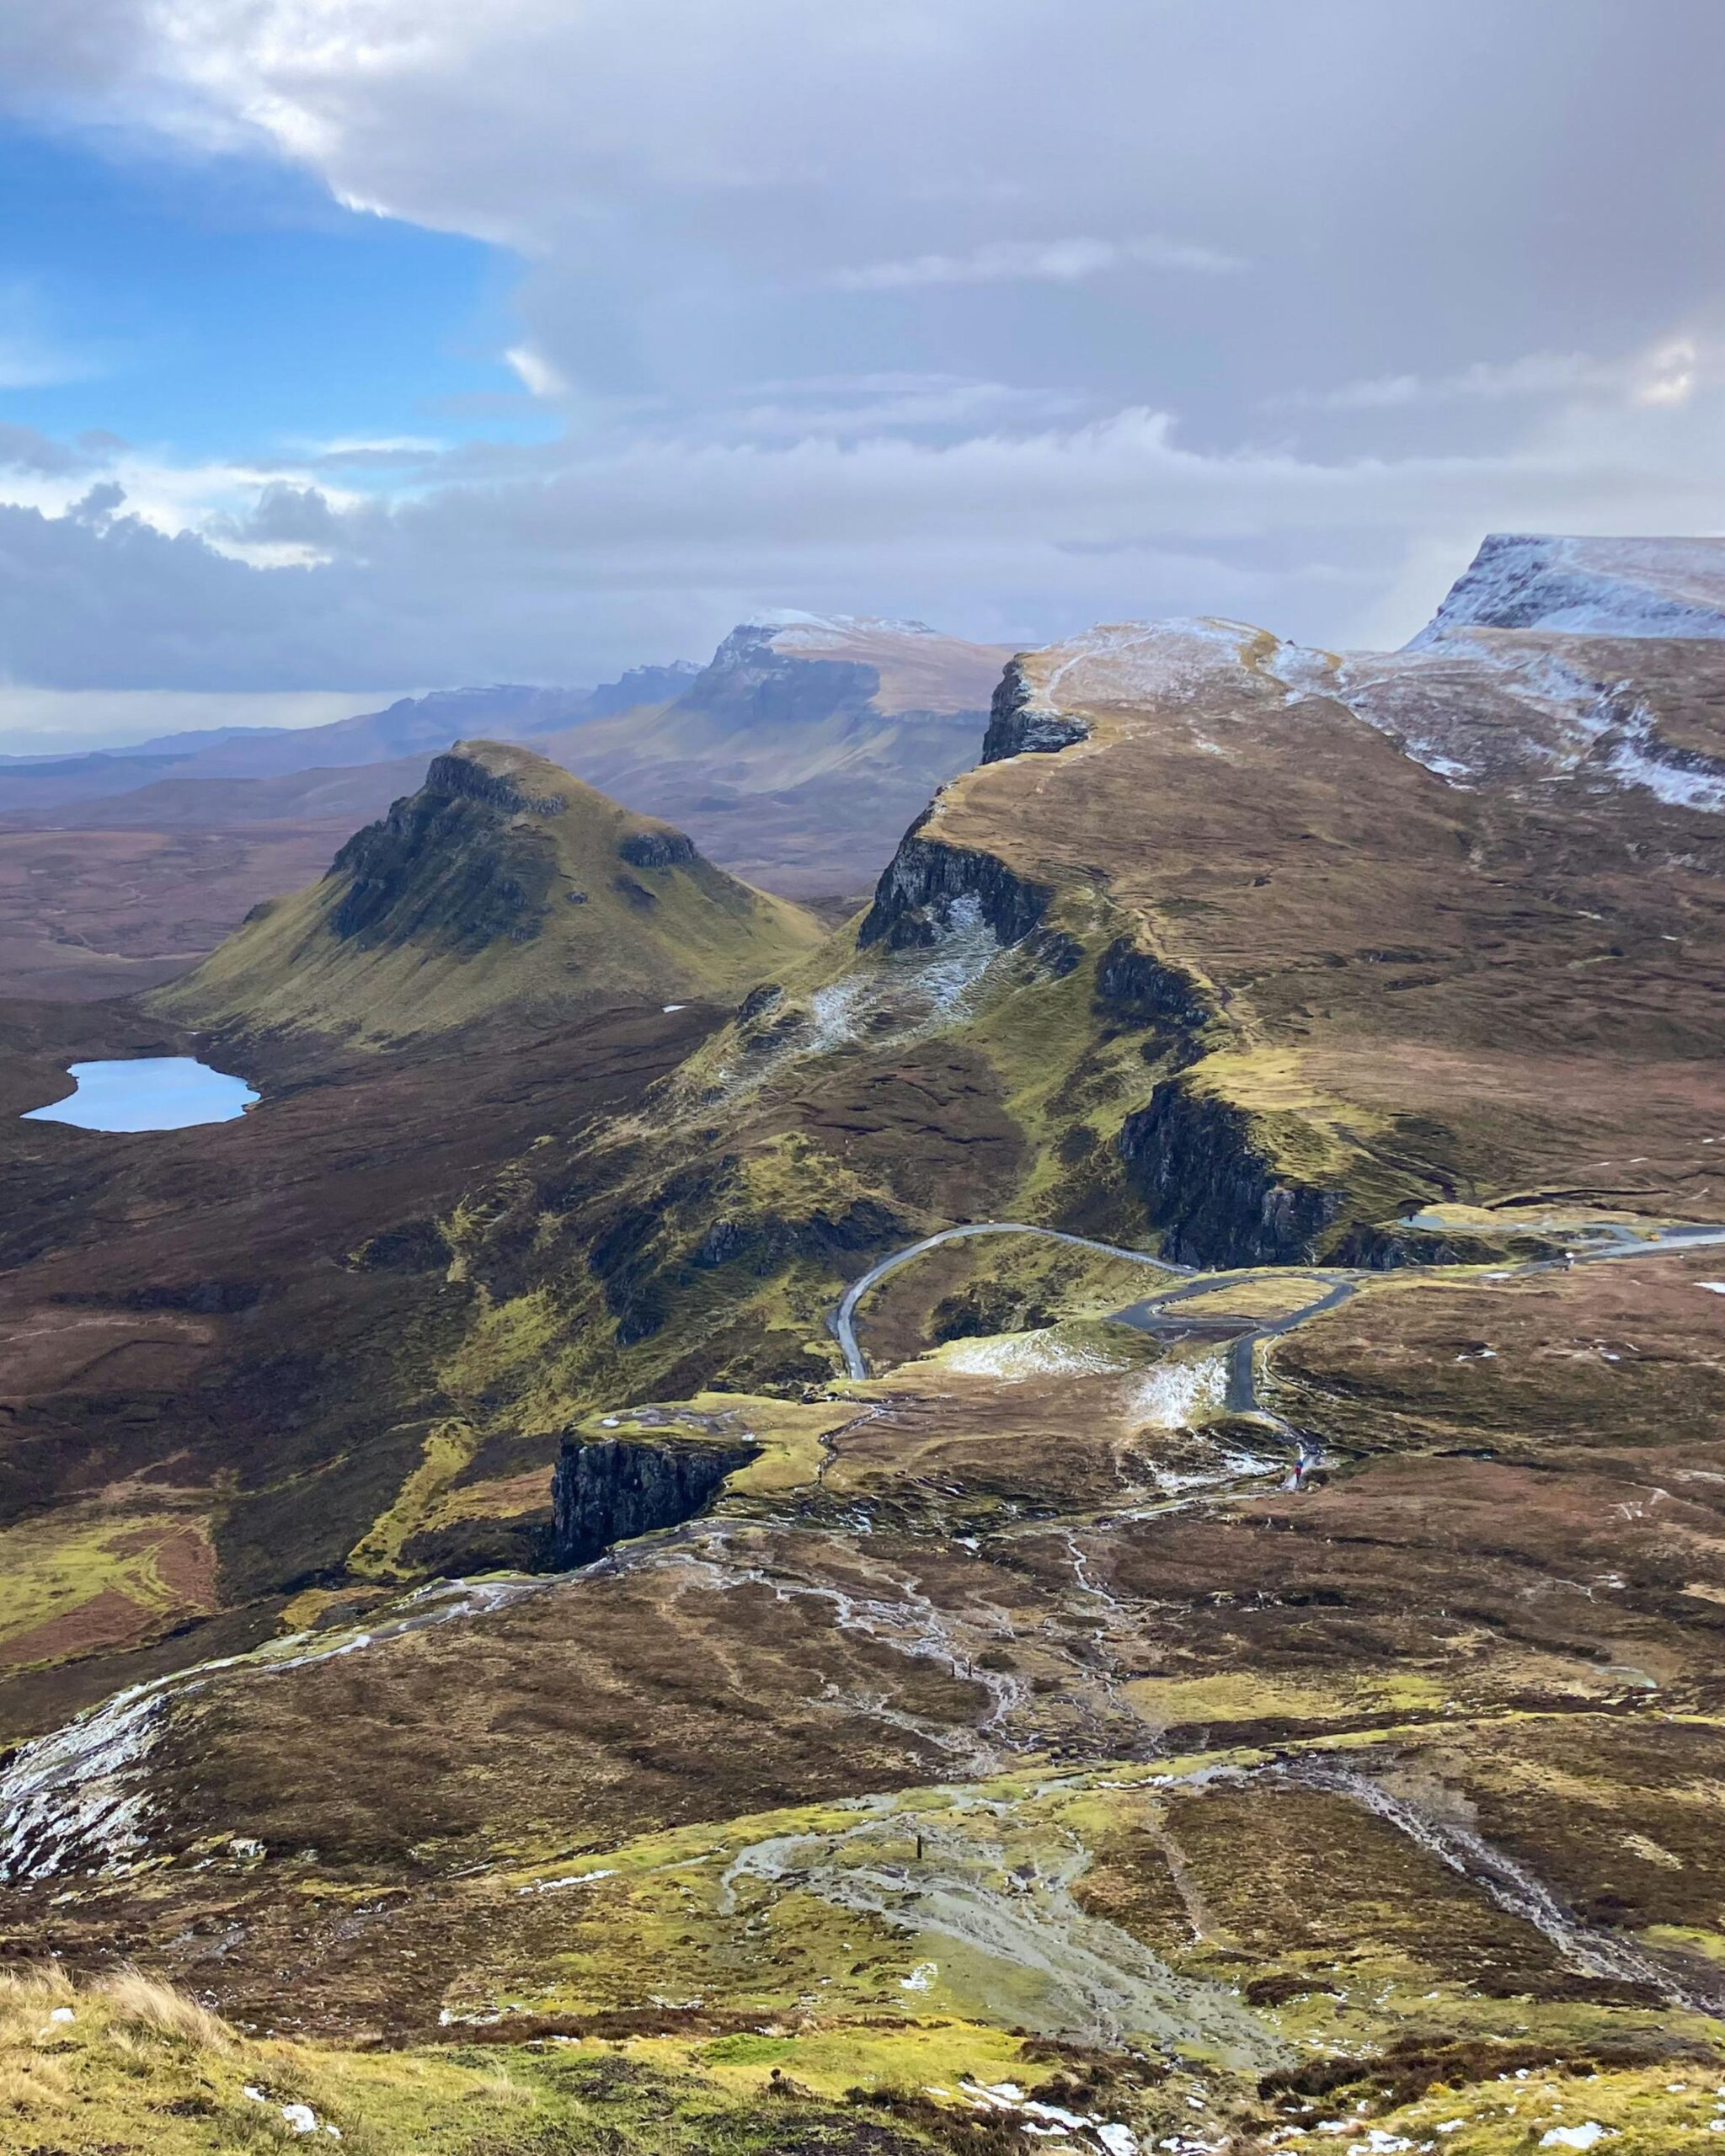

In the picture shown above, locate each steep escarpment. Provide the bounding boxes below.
[19,546,1725,2144]
[1119,1076,1347,1267]
[551,1430,758,1566]
[1094,936,1215,1037]
[326,750,564,952]
[857,825,1054,950]
[675,622,882,731]
[151,741,822,1046]
[1412,532,1725,644]
[535,614,1012,895]
[980,657,1092,762]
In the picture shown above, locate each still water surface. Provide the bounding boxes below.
[22,1057,259,1133]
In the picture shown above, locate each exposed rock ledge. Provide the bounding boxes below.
[857,827,1053,951]
[980,659,1090,763]
[422,750,568,817]
[1095,936,1215,1034]
[328,756,559,951]
[619,827,698,869]
[551,1433,759,1569]
[1119,1078,1343,1268]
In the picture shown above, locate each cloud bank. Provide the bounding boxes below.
[1,0,1722,690]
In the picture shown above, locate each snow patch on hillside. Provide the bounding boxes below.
[1599,710,1725,813]
[1029,619,1270,712]
[939,1330,1127,1383]
[1132,1355,1226,1429]
[1412,535,1725,647]
[761,611,941,649]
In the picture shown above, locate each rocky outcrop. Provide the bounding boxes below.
[551,1433,758,1568]
[327,755,558,951]
[1119,1080,1344,1267]
[1095,937,1215,1033]
[420,750,567,817]
[736,982,783,1023]
[1332,1222,1503,1270]
[619,827,698,869]
[689,1195,901,1274]
[1023,926,1085,978]
[980,660,1090,763]
[857,827,1053,951]
[681,623,880,729]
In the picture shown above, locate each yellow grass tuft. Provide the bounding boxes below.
[0,2053,71,2112]
[93,1966,235,2052]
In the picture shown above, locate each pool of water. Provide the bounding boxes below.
[22,1057,259,1133]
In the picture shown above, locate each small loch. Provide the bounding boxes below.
[22,1057,259,1133]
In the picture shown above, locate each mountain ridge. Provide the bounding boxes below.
[149,739,823,1047]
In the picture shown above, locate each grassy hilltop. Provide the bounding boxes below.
[150,739,823,1048]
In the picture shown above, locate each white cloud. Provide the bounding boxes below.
[1273,338,1717,415]
[829,234,1241,291]
[1635,338,1699,407]
[1271,354,1601,411]
[0,437,366,568]
[505,344,569,398]
[301,433,450,459]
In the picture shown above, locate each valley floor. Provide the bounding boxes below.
[6,1213,1725,2153]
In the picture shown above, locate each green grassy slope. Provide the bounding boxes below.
[149,741,823,1046]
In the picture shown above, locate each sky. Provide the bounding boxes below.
[0,0,1722,747]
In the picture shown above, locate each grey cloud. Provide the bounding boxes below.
[67,480,127,524]
[211,481,342,547]
[0,424,95,476]
[15,1,1725,435]
[827,236,1242,291]
[6,374,1725,691]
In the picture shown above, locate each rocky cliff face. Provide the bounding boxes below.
[679,624,882,731]
[1411,532,1725,645]
[980,660,1091,763]
[1118,1079,1344,1267]
[619,827,698,869]
[328,751,561,952]
[551,1432,758,1568]
[1094,937,1215,1035]
[420,751,569,817]
[857,825,1053,951]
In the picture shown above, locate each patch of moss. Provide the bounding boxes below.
[0,1501,217,1686]
[347,1421,484,1582]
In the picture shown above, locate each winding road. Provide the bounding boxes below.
[830,1218,1725,1418]
[828,1221,1198,1381]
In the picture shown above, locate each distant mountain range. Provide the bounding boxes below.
[0,619,1005,996]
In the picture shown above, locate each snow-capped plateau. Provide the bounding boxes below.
[1410,533,1725,647]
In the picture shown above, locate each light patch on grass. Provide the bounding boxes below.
[620,2016,1034,2102]
[1130,1353,1226,1429]
[97,1967,235,2053]
[1124,1668,1446,1732]
[934,1327,1130,1383]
